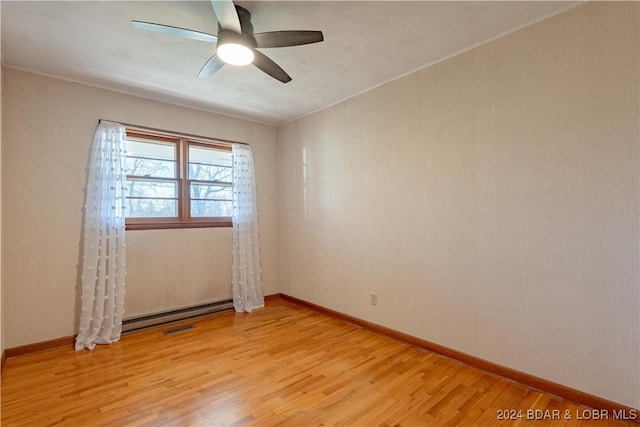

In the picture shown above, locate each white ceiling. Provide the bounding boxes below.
[1,1,579,125]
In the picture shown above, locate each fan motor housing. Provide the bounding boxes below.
[217,29,257,50]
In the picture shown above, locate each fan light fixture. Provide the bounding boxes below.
[217,42,254,66]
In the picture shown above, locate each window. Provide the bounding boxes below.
[125,130,233,230]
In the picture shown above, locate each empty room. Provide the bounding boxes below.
[0,1,638,426]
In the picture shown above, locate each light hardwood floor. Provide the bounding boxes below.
[1,300,631,426]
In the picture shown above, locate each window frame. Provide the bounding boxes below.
[125,129,233,230]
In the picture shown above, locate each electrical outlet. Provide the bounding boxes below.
[370,293,377,306]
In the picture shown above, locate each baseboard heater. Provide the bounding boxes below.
[122,299,234,333]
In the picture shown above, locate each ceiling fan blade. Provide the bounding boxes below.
[132,21,218,43]
[198,54,225,78]
[254,31,324,48]
[253,50,292,83]
[210,0,241,33]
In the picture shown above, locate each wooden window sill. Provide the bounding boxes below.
[126,220,232,231]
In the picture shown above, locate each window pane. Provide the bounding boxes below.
[127,157,176,179]
[126,180,177,199]
[190,183,232,201]
[127,139,176,161]
[188,163,231,182]
[127,199,178,218]
[191,200,232,217]
[189,145,231,166]
[189,145,232,182]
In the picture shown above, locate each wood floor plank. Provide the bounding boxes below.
[1,300,632,426]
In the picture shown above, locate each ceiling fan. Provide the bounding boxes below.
[132,0,324,83]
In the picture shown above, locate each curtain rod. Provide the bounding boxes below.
[98,119,249,146]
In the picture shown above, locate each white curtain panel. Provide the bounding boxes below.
[75,121,127,351]
[232,144,265,312]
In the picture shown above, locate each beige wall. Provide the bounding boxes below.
[278,2,639,408]
[2,68,279,346]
